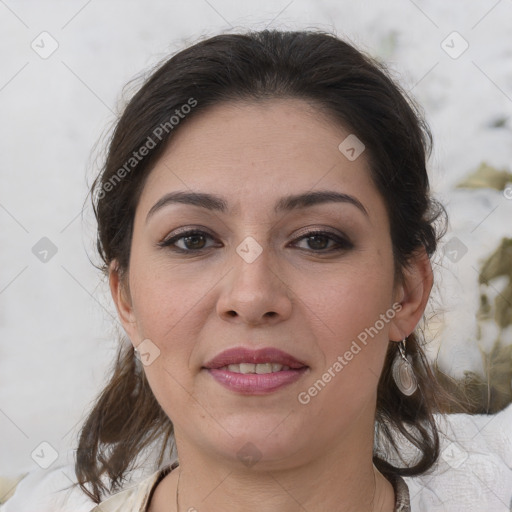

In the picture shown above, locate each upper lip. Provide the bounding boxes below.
[203,347,308,369]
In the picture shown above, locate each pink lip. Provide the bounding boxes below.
[203,347,309,395]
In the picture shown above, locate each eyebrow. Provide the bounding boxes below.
[145,190,369,223]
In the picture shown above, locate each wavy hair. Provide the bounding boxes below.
[76,29,456,502]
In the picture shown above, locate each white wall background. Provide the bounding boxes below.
[1,0,511,477]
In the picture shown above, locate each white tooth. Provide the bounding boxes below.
[255,363,273,374]
[224,362,292,373]
[239,363,256,374]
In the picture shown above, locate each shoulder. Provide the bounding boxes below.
[0,462,170,512]
[404,402,512,511]
[89,469,165,512]
[0,464,95,512]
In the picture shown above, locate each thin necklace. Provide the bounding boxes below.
[175,469,180,512]
[175,466,380,512]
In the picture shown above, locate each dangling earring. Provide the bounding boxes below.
[391,338,418,396]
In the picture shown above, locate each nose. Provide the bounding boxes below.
[216,241,293,326]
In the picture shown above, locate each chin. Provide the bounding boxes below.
[203,415,310,467]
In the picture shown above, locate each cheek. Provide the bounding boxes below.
[300,262,395,336]
[129,266,205,415]
[295,260,395,392]
[128,253,206,335]
[127,255,222,390]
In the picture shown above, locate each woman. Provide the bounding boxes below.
[3,29,511,512]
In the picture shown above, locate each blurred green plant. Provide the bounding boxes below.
[457,162,512,191]
[479,238,512,329]
[433,237,512,414]
[432,162,512,414]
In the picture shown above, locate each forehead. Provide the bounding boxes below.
[136,98,381,218]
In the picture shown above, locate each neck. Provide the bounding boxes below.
[171,441,395,512]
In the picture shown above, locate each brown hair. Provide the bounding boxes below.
[76,29,455,502]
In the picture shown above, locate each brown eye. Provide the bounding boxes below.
[305,234,330,250]
[181,233,207,250]
[158,230,219,253]
[292,230,353,252]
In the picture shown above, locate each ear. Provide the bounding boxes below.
[109,260,139,346]
[388,248,433,342]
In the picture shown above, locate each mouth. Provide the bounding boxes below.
[203,346,307,369]
[217,362,293,373]
[202,347,309,394]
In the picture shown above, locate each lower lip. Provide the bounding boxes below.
[205,367,308,394]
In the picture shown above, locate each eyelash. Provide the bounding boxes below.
[157,228,353,254]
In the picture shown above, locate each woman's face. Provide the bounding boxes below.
[111,99,419,469]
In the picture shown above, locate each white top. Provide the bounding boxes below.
[2,403,512,512]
